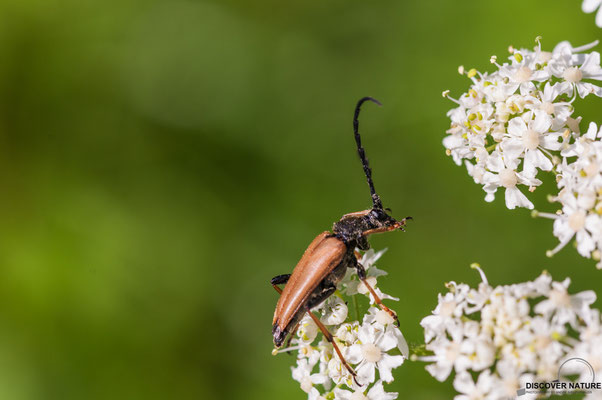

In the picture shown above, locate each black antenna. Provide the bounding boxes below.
[353,96,383,210]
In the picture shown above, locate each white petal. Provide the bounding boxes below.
[555,81,573,96]
[377,330,398,352]
[345,345,364,364]
[500,138,525,161]
[377,354,404,383]
[576,229,595,257]
[453,372,475,395]
[394,329,409,358]
[425,361,453,382]
[532,111,552,133]
[585,121,600,140]
[507,117,527,137]
[356,361,376,385]
[367,380,398,400]
[485,151,504,172]
[572,290,597,311]
[484,192,496,202]
[524,148,553,173]
[577,82,602,98]
[597,7,602,27]
[583,0,602,13]
[540,132,563,150]
[421,315,442,343]
[504,187,534,210]
[333,387,353,400]
[581,52,602,75]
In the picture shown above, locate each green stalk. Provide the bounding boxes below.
[352,294,360,322]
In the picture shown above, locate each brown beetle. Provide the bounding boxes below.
[270,97,410,379]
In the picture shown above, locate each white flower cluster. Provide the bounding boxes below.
[444,39,602,268]
[418,265,601,399]
[583,0,602,27]
[538,121,602,268]
[278,249,409,400]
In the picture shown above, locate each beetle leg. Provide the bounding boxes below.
[355,262,400,327]
[360,277,399,327]
[302,285,360,384]
[270,274,291,294]
[305,308,360,385]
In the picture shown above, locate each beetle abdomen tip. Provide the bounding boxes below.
[272,323,286,347]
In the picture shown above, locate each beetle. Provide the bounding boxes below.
[270,97,411,379]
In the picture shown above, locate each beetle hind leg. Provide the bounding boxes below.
[302,285,360,384]
[305,306,360,385]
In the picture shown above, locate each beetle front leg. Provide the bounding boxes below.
[354,261,400,327]
[361,216,412,236]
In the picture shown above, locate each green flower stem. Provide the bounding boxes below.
[352,294,360,322]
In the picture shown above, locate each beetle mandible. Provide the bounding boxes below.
[270,97,411,379]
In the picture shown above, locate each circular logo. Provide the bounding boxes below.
[557,357,596,384]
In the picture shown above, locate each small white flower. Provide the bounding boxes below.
[422,330,472,381]
[421,281,470,342]
[297,314,319,344]
[292,354,329,395]
[534,278,597,327]
[501,112,559,174]
[320,296,348,325]
[346,323,405,385]
[335,322,360,345]
[553,51,602,98]
[482,151,540,209]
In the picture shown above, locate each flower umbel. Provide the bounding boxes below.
[444,38,602,268]
[417,265,602,399]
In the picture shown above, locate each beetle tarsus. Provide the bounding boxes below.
[271,274,290,295]
[271,274,291,286]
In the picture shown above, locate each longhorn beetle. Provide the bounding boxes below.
[270,97,411,380]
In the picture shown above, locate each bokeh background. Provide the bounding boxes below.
[1,0,601,399]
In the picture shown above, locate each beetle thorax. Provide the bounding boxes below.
[332,208,398,246]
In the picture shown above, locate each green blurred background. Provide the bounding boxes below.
[0,0,601,399]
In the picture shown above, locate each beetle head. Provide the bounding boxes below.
[333,207,407,249]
